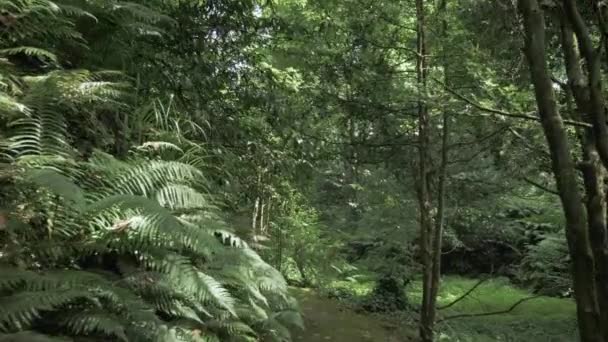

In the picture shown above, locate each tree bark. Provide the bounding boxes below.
[415,0,435,340]
[560,18,608,338]
[519,1,604,341]
[428,0,450,330]
[562,0,608,171]
[562,8,608,319]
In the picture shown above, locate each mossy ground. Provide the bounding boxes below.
[292,276,577,341]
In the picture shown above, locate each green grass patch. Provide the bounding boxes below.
[411,276,578,341]
[323,275,577,341]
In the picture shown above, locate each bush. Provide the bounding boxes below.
[360,275,409,312]
[517,233,571,296]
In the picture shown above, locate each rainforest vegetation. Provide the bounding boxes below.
[1,0,608,341]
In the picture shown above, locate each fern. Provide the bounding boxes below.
[0,1,301,340]
[60,311,128,341]
[0,47,57,64]
[0,289,93,331]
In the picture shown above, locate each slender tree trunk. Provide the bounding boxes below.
[581,135,608,338]
[591,0,608,69]
[560,19,608,336]
[428,0,450,330]
[276,206,283,272]
[263,199,272,236]
[259,199,266,235]
[415,0,435,340]
[252,195,260,246]
[519,1,604,340]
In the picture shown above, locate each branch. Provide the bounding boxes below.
[437,295,542,323]
[431,77,591,128]
[507,127,551,158]
[438,277,490,311]
[522,177,559,195]
[446,126,508,151]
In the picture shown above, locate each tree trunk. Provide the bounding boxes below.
[560,18,608,337]
[428,0,450,331]
[252,195,260,245]
[581,133,608,338]
[415,0,435,340]
[259,199,265,235]
[519,1,604,340]
[562,0,608,170]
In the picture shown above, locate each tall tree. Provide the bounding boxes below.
[518,0,606,340]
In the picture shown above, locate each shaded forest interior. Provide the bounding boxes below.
[1,0,607,341]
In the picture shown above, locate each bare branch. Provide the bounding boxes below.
[438,278,490,311]
[437,295,542,323]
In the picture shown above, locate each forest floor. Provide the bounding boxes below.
[290,287,417,342]
[290,276,578,342]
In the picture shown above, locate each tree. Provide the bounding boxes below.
[518,0,607,340]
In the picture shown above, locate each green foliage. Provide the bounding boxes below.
[1,142,300,341]
[0,0,582,340]
[268,186,341,287]
[0,1,301,341]
[518,233,571,296]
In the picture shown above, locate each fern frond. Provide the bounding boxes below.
[272,310,305,331]
[155,184,212,211]
[24,169,85,207]
[205,320,256,338]
[0,289,92,331]
[57,4,97,22]
[0,94,30,116]
[110,2,174,24]
[258,317,292,342]
[197,272,236,317]
[136,141,184,154]
[8,108,73,159]
[0,47,57,63]
[60,311,128,341]
[95,161,205,197]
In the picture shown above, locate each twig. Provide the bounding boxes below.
[437,278,490,311]
[437,295,542,323]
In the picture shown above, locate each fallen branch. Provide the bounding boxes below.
[437,295,542,323]
[437,278,489,311]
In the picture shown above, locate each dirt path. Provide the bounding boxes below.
[290,288,417,342]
